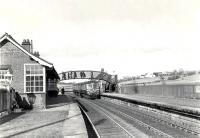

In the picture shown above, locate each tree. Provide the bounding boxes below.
[178,68,184,75]
[172,70,178,75]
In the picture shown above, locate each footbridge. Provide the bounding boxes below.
[59,70,117,84]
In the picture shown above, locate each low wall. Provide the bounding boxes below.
[119,84,200,99]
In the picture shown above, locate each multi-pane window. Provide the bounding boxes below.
[0,70,7,80]
[25,64,45,93]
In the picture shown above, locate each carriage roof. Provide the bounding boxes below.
[74,80,99,86]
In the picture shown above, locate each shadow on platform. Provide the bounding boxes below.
[4,113,81,138]
[46,95,74,109]
[0,112,25,125]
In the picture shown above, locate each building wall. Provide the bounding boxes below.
[20,93,46,109]
[0,41,37,93]
[120,84,200,99]
[0,40,46,108]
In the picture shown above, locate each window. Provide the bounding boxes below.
[0,70,7,80]
[24,64,45,93]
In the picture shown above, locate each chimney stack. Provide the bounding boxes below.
[21,39,33,53]
[33,51,40,57]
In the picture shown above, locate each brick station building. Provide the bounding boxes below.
[0,33,59,109]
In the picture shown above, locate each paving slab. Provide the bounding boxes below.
[0,95,88,138]
[63,103,88,138]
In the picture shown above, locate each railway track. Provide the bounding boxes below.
[101,97,200,136]
[76,96,200,138]
[77,98,173,138]
[77,98,147,138]
[85,99,174,138]
[78,103,100,138]
[101,95,200,120]
[97,99,200,138]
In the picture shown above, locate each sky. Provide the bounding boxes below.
[0,0,200,78]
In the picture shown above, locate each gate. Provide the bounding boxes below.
[0,88,8,112]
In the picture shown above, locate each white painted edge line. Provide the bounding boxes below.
[78,104,101,138]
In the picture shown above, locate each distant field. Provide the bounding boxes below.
[119,74,200,86]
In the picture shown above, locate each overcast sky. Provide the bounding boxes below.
[0,0,200,78]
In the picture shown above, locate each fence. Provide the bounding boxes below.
[0,88,8,113]
[119,83,200,99]
[0,81,13,113]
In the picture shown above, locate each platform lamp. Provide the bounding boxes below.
[4,72,13,85]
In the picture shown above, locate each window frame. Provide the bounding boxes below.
[24,64,46,93]
[0,69,9,81]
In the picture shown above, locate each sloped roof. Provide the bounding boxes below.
[0,65,13,74]
[0,33,53,68]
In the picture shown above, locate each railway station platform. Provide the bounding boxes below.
[0,95,88,138]
[102,93,200,114]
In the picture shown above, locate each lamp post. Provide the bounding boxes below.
[4,73,13,85]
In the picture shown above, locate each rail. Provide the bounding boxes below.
[101,94,200,119]
[101,94,200,136]
[78,102,101,138]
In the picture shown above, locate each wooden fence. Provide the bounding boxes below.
[119,83,200,99]
[0,89,8,113]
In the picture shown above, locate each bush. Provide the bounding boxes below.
[15,92,32,110]
[186,71,196,76]
[168,75,180,80]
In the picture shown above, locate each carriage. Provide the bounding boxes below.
[73,80,101,99]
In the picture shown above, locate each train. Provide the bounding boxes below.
[73,80,102,99]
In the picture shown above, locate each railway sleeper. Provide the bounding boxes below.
[102,96,200,135]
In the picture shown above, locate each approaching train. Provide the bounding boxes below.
[73,80,102,99]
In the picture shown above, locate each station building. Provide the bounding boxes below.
[0,33,59,109]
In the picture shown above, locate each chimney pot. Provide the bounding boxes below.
[21,39,32,53]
